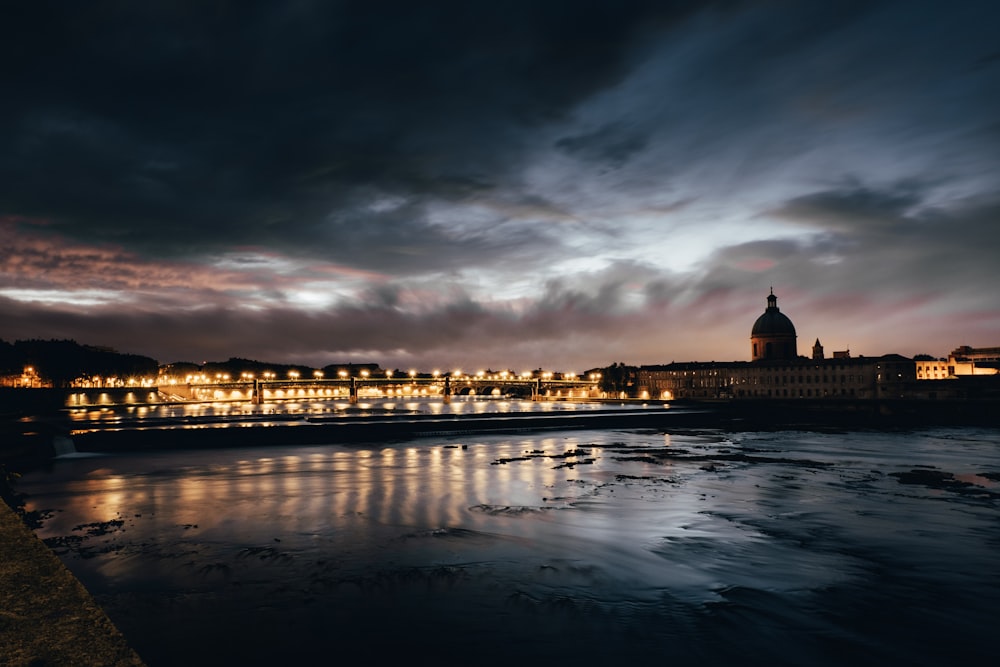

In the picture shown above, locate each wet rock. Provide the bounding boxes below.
[890,469,971,489]
[553,459,595,469]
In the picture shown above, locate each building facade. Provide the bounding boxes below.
[637,290,916,400]
[915,360,951,380]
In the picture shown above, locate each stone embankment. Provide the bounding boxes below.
[0,500,144,667]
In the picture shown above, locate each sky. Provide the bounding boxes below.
[2,0,999,372]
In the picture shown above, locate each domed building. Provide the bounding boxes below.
[635,286,916,401]
[750,289,797,361]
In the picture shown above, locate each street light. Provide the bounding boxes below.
[313,370,324,379]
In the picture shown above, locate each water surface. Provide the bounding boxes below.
[20,426,1000,666]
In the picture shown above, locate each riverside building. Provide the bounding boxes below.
[637,290,916,400]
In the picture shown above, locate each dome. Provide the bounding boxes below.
[750,290,798,361]
[750,290,796,336]
[751,309,796,336]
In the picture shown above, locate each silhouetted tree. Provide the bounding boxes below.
[600,362,638,396]
[10,339,157,387]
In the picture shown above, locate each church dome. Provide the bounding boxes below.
[751,309,796,336]
[750,289,798,361]
[751,289,796,336]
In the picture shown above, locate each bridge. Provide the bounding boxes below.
[154,374,601,405]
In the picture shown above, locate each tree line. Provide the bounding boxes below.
[0,339,158,387]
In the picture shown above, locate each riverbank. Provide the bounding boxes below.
[0,498,145,666]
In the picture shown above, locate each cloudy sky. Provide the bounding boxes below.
[2,0,998,371]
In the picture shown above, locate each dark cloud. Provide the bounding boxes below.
[0,0,740,263]
[555,123,649,169]
[770,181,928,235]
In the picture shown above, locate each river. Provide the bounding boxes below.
[16,414,1000,666]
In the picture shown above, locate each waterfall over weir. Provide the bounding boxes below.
[52,436,77,457]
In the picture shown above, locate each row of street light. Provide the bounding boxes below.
[159,369,600,384]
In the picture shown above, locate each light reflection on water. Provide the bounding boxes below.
[20,427,1000,666]
[66,395,652,428]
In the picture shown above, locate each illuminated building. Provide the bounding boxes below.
[915,346,1000,380]
[637,290,916,400]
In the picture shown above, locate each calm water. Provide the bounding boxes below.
[19,425,1000,666]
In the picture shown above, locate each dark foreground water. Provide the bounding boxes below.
[18,426,1000,666]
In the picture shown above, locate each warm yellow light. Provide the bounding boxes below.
[314,370,324,378]
[386,370,393,378]
[409,370,416,378]
[338,370,347,378]
[360,370,369,378]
